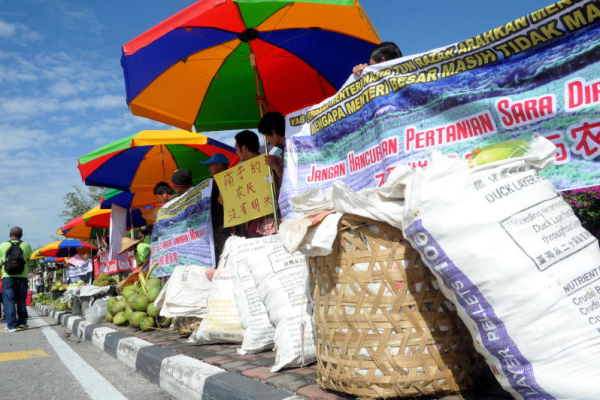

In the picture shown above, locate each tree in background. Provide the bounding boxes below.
[60,185,105,223]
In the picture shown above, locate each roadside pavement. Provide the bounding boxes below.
[34,303,511,400]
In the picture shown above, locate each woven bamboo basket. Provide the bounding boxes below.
[309,215,481,398]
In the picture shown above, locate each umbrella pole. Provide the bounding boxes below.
[130,208,134,239]
[249,52,279,232]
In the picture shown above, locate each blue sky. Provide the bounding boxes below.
[0,0,554,248]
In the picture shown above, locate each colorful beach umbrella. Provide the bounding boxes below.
[78,129,238,192]
[57,215,106,240]
[32,240,97,260]
[81,206,148,230]
[121,0,381,131]
[100,188,159,210]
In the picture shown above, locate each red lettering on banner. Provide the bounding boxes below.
[375,166,397,187]
[496,95,555,128]
[404,112,495,152]
[348,137,399,173]
[306,161,347,182]
[173,234,190,246]
[188,228,206,241]
[566,78,600,111]
[568,119,600,159]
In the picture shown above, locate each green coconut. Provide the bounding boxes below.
[130,294,149,311]
[129,311,147,328]
[124,306,133,320]
[105,311,113,322]
[146,278,162,287]
[146,303,160,317]
[146,286,162,303]
[140,317,155,331]
[113,312,128,326]
[156,316,172,328]
[111,299,127,315]
[122,286,138,299]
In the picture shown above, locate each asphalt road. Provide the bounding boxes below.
[0,307,173,400]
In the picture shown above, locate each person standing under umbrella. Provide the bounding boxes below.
[200,153,231,262]
[153,182,177,205]
[0,227,33,332]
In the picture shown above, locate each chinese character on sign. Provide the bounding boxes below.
[251,198,260,212]
[223,171,234,188]
[246,182,256,195]
[568,119,600,159]
[236,186,246,199]
[251,160,262,174]
[237,164,246,180]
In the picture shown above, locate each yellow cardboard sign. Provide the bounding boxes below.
[214,155,274,228]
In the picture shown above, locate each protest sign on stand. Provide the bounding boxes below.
[282,1,600,220]
[150,179,215,277]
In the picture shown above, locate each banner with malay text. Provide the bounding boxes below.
[95,250,136,276]
[150,179,215,277]
[281,0,600,219]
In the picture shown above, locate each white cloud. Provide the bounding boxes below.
[0,19,41,45]
[0,20,16,38]
[0,125,52,151]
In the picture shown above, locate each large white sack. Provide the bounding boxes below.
[228,236,276,355]
[402,136,600,400]
[235,235,316,371]
[188,242,244,345]
[154,264,212,318]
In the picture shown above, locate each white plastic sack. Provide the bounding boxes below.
[332,165,412,230]
[84,298,107,324]
[402,136,600,399]
[228,236,276,354]
[279,212,343,256]
[154,264,212,318]
[235,235,316,371]
[188,244,244,345]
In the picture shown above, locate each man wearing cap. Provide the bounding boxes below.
[170,169,193,195]
[200,153,231,261]
[119,236,150,272]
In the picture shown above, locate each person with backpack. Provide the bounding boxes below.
[0,227,33,332]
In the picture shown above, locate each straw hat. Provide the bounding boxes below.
[119,237,141,255]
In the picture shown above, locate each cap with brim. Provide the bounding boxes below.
[171,169,193,186]
[119,237,141,255]
[200,153,229,166]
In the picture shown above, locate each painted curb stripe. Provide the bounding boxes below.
[203,372,291,400]
[37,309,295,400]
[136,345,180,385]
[84,324,104,342]
[92,327,117,351]
[116,337,154,370]
[104,332,131,358]
[159,354,224,400]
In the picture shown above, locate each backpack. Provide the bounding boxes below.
[4,240,25,275]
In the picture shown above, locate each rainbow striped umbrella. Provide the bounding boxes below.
[78,129,237,192]
[100,189,159,210]
[122,0,380,131]
[57,215,106,240]
[31,240,97,260]
[81,206,148,230]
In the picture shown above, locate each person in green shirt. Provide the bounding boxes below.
[0,227,33,332]
[119,237,150,273]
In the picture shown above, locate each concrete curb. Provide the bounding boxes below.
[35,304,298,400]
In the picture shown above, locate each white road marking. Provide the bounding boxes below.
[29,309,126,400]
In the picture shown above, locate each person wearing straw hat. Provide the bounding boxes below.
[119,236,150,272]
